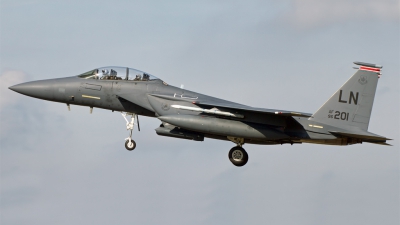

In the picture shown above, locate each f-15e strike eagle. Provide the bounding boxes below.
[9,61,391,166]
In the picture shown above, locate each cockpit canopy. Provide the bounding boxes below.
[78,66,161,81]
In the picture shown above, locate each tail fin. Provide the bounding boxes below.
[309,62,382,131]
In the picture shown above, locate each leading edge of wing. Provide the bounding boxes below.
[193,101,312,117]
[148,94,312,117]
[195,102,312,117]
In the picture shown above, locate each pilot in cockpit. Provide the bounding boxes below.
[99,69,122,80]
[133,74,142,81]
[142,73,150,81]
[100,69,109,79]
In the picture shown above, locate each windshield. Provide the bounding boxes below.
[78,66,161,81]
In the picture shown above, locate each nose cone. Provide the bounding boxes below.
[9,80,55,101]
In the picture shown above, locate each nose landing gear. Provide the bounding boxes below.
[121,112,140,151]
[125,139,136,151]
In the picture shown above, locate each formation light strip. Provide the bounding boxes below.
[82,95,100,99]
[309,124,323,129]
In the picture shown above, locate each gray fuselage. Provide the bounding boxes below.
[11,75,351,146]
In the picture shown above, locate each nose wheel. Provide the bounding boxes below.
[122,112,139,151]
[125,139,136,151]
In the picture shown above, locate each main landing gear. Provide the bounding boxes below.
[227,137,248,167]
[121,112,140,151]
[229,146,248,167]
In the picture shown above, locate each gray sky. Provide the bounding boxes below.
[1,1,399,224]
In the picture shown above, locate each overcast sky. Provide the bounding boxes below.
[1,1,399,224]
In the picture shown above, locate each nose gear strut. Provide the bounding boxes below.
[121,112,139,151]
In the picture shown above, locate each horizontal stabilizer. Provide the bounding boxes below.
[329,130,391,145]
[365,141,392,146]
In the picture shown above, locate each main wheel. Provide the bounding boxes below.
[125,139,136,151]
[228,146,248,167]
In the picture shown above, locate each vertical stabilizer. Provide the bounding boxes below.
[309,62,382,131]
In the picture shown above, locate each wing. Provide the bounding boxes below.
[148,93,312,118]
[193,101,312,118]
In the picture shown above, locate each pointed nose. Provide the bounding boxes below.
[9,80,55,101]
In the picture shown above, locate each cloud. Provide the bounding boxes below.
[0,70,27,110]
[283,0,399,29]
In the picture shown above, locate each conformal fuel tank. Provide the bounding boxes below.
[158,115,288,140]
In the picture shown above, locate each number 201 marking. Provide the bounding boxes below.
[333,111,349,121]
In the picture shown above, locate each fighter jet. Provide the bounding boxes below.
[9,61,391,166]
